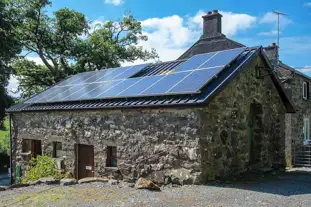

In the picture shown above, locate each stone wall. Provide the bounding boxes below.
[198,56,286,181]
[287,74,311,149]
[10,55,286,184]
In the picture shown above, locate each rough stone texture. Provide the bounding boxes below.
[135,177,160,190]
[78,177,108,184]
[27,180,42,186]
[0,186,8,191]
[108,179,118,185]
[166,168,193,185]
[60,178,77,186]
[10,56,286,184]
[38,177,60,185]
[264,43,311,167]
[7,183,30,189]
[286,73,311,159]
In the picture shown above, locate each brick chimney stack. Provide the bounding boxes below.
[202,10,223,38]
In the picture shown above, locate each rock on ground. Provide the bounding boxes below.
[0,186,8,191]
[108,179,118,185]
[166,168,193,185]
[78,177,108,184]
[38,177,60,185]
[135,177,160,191]
[60,178,77,186]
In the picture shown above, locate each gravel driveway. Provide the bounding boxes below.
[1,170,311,207]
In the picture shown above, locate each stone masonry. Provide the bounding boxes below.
[264,43,311,167]
[10,55,286,184]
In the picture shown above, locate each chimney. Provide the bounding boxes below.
[264,42,279,64]
[202,10,223,38]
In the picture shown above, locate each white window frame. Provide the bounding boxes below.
[303,82,308,100]
[303,118,310,145]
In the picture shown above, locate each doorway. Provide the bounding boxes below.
[76,144,94,179]
[247,103,263,164]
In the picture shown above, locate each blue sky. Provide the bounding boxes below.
[7,0,311,93]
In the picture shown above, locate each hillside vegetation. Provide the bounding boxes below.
[0,117,10,155]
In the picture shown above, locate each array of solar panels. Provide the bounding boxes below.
[25,47,246,104]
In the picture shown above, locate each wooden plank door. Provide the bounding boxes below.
[76,144,94,179]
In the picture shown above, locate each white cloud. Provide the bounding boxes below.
[219,11,257,37]
[26,56,45,65]
[104,0,123,6]
[258,30,279,36]
[258,12,292,39]
[134,10,257,63]
[189,10,257,37]
[259,12,292,27]
[304,2,311,7]
[7,75,20,97]
[296,66,311,75]
[140,14,199,61]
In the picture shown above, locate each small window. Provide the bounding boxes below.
[53,142,62,158]
[304,118,310,141]
[22,139,42,158]
[106,146,117,167]
[303,82,309,99]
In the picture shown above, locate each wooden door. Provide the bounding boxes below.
[76,144,94,179]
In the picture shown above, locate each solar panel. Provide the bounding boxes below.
[112,64,149,80]
[168,67,223,94]
[68,69,113,85]
[26,86,63,103]
[197,48,245,69]
[117,75,164,97]
[36,86,71,103]
[57,72,92,86]
[96,78,140,98]
[75,80,123,100]
[25,48,246,104]
[172,47,245,73]
[171,52,217,73]
[141,71,191,96]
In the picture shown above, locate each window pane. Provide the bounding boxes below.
[22,140,31,153]
[106,146,117,167]
[111,147,117,167]
[53,142,62,158]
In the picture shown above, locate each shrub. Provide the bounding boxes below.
[64,171,73,178]
[21,155,63,183]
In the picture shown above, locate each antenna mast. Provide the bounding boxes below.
[272,10,288,66]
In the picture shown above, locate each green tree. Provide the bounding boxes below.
[0,0,21,129]
[13,0,158,98]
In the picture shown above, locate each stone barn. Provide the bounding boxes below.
[7,45,295,185]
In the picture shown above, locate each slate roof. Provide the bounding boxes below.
[178,35,245,60]
[7,47,295,113]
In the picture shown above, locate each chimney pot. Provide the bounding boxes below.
[212,10,218,14]
[272,42,276,47]
[207,11,212,15]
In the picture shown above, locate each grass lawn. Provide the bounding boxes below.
[0,117,9,154]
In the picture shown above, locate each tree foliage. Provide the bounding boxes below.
[0,0,21,128]
[12,0,158,98]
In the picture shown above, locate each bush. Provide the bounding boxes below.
[21,155,63,183]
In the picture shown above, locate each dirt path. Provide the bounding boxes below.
[1,171,311,207]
